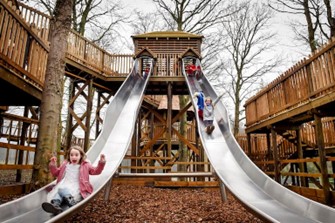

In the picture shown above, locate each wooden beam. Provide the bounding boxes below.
[153,181,219,188]
[172,127,200,155]
[119,172,214,177]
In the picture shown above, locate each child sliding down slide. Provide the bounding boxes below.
[42,145,106,215]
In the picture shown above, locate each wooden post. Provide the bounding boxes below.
[149,111,154,173]
[95,91,102,139]
[266,132,271,159]
[132,112,141,173]
[247,133,252,156]
[314,114,331,205]
[332,161,335,189]
[16,106,29,182]
[65,80,75,151]
[84,79,94,152]
[296,128,307,187]
[167,82,172,157]
[271,128,280,183]
[291,163,296,186]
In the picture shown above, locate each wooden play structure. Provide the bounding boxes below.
[0,0,334,205]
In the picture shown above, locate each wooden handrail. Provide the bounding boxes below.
[118,172,214,177]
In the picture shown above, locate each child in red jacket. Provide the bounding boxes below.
[42,145,106,215]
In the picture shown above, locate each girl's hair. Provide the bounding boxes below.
[205,97,212,103]
[66,145,87,164]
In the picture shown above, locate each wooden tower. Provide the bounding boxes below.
[114,31,217,187]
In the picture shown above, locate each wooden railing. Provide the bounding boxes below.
[66,31,133,76]
[0,0,49,90]
[18,2,134,77]
[17,1,50,44]
[0,113,39,169]
[245,37,335,127]
[238,118,335,158]
[0,0,134,92]
[154,53,180,77]
[253,157,335,178]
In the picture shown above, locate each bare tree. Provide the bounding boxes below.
[213,1,281,136]
[268,0,335,52]
[26,0,127,51]
[31,0,72,188]
[153,0,235,33]
[130,10,165,34]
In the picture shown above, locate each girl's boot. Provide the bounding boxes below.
[42,199,63,215]
[64,195,76,207]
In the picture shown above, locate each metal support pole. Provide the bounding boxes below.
[219,180,227,203]
[103,178,112,201]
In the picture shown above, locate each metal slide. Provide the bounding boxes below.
[183,57,335,223]
[0,58,153,223]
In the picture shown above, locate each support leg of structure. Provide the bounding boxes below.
[84,79,94,152]
[219,179,227,203]
[296,128,307,187]
[104,178,113,201]
[246,133,251,156]
[271,128,280,183]
[314,114,331,205]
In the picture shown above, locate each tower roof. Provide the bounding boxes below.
[132,31,203,39]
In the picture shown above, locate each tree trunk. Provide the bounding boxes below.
[31,0,72,189]
[303,0,317,52]
[233,99,240,137]
[323,0,335,38]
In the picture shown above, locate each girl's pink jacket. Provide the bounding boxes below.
[49,159,106,198]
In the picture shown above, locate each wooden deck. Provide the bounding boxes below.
[245,37,335,133]
[243,35,335,205]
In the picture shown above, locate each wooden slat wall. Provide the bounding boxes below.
[155,53,179,77]
[136,39,199,54]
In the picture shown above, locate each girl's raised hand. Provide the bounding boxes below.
[50,156,57,164]
[100,154,106,162]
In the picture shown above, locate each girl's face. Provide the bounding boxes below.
[205,99,211,105]
[69,149,81,164]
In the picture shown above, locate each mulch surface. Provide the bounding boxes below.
[64,185,264,223]
[0,171,264,223]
